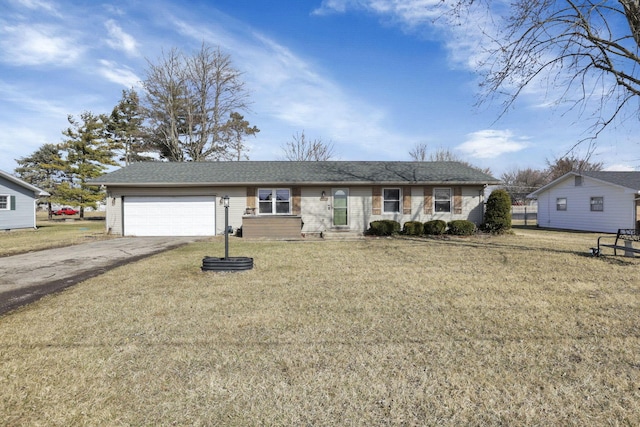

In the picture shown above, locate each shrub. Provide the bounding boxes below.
[368,220,401,236]
[447,220,476,236]
[402,221,423,236]
[484,189,512,234]
[423,220,447,235]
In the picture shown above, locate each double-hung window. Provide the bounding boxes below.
[590,196,603,212]
[383,188,401,213]
[556,197,567,211]
[0,195,8,210]
[434,188,451,213]
[258,188,290,214]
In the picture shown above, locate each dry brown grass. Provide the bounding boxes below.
[0,215,110,256]
[1,229,639,425]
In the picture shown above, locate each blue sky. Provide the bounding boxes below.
[1,0,638,177]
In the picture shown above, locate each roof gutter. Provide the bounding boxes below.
[90,180,500,187]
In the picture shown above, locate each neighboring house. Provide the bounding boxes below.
[0,169,50,231]
[89,161,500,237]
[528,171,640,233]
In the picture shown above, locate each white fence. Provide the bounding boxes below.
[511,205,537,225]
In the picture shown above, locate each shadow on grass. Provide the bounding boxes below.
[396,234,639,266]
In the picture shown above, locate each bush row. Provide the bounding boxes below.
[368,219,476,236]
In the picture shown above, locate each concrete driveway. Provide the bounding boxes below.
[0,237,202,316]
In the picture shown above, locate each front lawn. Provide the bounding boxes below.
[0,215,110,256]
[1,230,639,425]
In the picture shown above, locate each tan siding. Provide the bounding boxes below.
[242,216,302,238]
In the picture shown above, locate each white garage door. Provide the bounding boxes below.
[124,196,215,236]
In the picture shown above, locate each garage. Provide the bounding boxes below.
[123,196,216,236]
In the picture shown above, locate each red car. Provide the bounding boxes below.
[53,207,78,215]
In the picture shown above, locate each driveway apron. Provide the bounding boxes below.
[0,237,200,316]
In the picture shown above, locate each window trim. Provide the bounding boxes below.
[0,194,9,211]
[257,188,291,215]
[590,196,604,212]
[556,197,567,211]
[382,188,401,213]
[434,187,452,213]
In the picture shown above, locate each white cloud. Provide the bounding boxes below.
[12,0,59,15]
[0,24,82,66]
[96,60,142,88]
[169,15,410,158]
[457,129,528,159]
[0,81,69,117]
[104,20,139,56]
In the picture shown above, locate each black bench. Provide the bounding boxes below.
[593,229,640,257]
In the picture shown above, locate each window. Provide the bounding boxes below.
[0,195,8,210]
[556,197,567,211]
[575,176,582,186]
[590,196,603,212]
[434,188,451,213]
[383,188,400,213]
[258,188,290,214]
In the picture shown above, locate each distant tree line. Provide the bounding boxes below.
[408,142,603,205]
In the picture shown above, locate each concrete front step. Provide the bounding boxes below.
[322,230,365,240]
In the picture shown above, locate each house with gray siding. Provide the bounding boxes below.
[90,161,500,237]
[0,170,50,231]
[528,171,640,233]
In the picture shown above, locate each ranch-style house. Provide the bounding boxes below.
[90,161,500,238]
[0,169,49,231]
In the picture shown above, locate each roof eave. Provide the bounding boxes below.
[93,180,500,187]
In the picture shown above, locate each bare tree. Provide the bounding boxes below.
[545,155,603,181]
[500,167,548,204]
[281,131,335,161]
[429,147,493,176]
[409,142,428,161]
[142,44,254,161]
[450,0,640,152]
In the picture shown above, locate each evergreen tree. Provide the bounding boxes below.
[59,112,119,218]
[222,112,259,161]
[483,189,512,234]
[14,143,65,219]
[108,89,153,164]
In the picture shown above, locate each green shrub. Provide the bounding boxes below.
[368,220,401,236]
[423,220,447,235]
[483,189,512,234]
[402,221,423,236]
[447,220,476,236]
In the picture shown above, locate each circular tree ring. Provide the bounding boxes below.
[201,256,253,272]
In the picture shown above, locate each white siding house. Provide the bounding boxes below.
[528,171,640,233]
[0,170,49,231]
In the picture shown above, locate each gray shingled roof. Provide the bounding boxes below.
[581,171,640,190]
[90,161,499,186]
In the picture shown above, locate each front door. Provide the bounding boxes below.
[333,188,348,227]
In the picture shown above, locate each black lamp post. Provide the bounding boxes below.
[201,194,253,272]
[223,195,229,259]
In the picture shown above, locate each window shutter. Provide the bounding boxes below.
[10,195,16,211]
[453,187,462,214]
[246,187,256,210]
[423,186,433,214]
[292,187,301,215]
[372,186,381,215]
[403,186,411,215]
